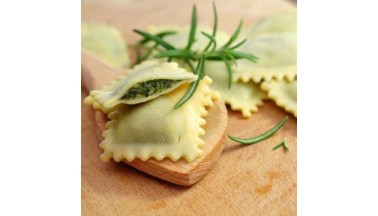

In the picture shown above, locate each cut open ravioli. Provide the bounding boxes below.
[81,23,130,68]
[84,60,197,113]
[100,76,216,163]
[205,62,266,118]
[261,79,297,117]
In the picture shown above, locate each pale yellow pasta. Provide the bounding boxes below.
[247,12,297,38]
[100,76,217,163]
[205,62,266,118]
[233,12,297,82]
[234,32,297,83]
[261,79,297,117]
[81,23,130,68]
[84,60,197,113]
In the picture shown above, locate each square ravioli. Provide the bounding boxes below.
[100,76,217,163]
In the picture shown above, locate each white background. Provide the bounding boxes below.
[0,0,378,215]
[0,0,80,215]
[299,0,378,215]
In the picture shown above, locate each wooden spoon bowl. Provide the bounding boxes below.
[82,50,228,186]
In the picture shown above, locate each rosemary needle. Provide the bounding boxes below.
[133,29,176,50]
[203,2,218,52]
[174,55,205,109]
[272,138,289,151]
[138,31,177,44]
[228,116,288,145]
[222,57,233,88]
[185,5,198,51]
[201,31,217,52]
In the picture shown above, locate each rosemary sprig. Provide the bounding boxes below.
[228,116,288,145]
[133,2,258,108]
[272,138,289,151]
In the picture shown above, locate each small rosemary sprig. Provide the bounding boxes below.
[133,2,258,108]
[272,138,289,151]
[228,116,288,145]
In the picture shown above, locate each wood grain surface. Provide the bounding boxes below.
[82,0,297,215]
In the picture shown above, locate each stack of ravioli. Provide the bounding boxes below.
[84,60,218,163]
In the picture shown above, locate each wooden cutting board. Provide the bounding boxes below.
[81,0,297,215]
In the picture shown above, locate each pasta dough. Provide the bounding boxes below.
[261,79,297,116]
[247,12,297,38]
[84,60,197,113]
[100,76,217,162]
[81,23,130,68]
[234,33,297,83]
[205,62,266,118]
[233,12,297,82]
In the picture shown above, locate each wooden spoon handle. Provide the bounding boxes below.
[81,49,125,91]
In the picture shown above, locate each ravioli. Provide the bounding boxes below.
[84,60,197,113]
[247,12,297,38]
[205,62,266,118]
[81,23,130,68]
[234,32,297,83]
[233,12,297,83]
[100,76,216,163]
[261,79,297,117]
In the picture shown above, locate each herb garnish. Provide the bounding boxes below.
[228,116,288,145]
[133,2,258,108]
[272,138,289,151]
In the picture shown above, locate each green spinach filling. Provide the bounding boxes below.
[121,79,181,100]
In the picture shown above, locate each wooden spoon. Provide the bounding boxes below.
[81,49,228,186]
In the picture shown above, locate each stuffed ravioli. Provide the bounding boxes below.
[100,76,216,162]
[81,23,130,68]
[84,60,198,113]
